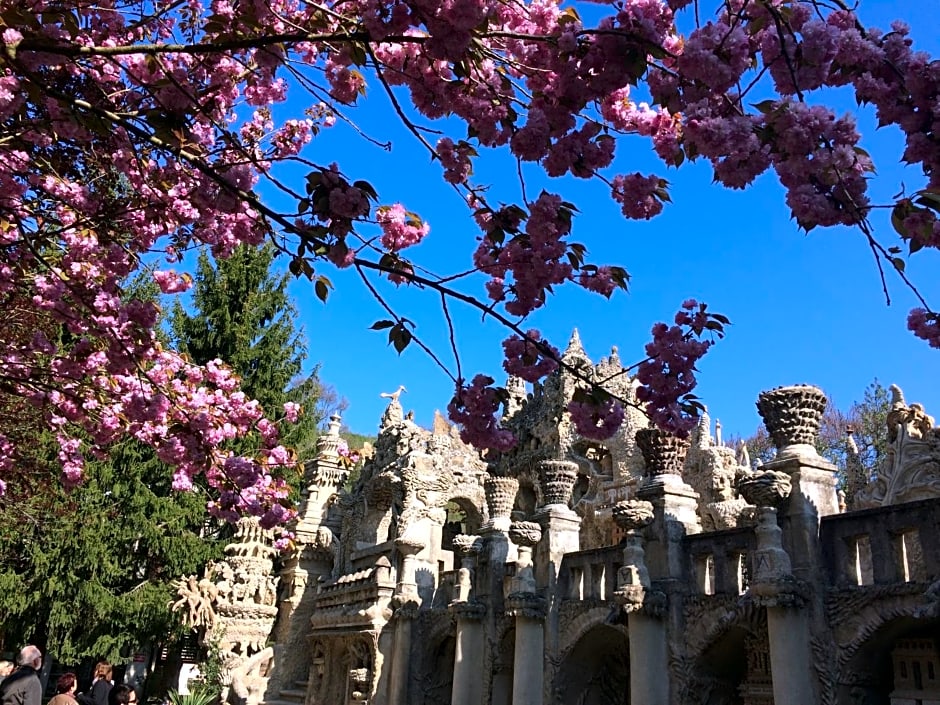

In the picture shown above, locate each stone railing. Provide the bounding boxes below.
[350,539,397,571]
[820,496,940,588]
[683,526,757,596]
[557,545,623,602]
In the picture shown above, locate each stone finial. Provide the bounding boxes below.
[756,384,827,457]
[611,500,655,532]
[536,459,579,508]
[635,428,689,477]
[508,521,543,548]
[737,470,792,508]
[315,412,344,457]
[452,534,483,556]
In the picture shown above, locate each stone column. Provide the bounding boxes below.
[450,537,486,705]
[738,470,815,705]
[634,429,701,579]
[479,476,519,603]
[612,500,668,705]
[533,460,581,593]
[388,537,425,705]
[450,602,487,705]
[508,521,545,705]
[757,385,839,575]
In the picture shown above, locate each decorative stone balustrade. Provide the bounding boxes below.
[820,496,940,588]
[683,527,757,596]
[557,545,624,601]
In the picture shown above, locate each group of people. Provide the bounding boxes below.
[0,647,138,705]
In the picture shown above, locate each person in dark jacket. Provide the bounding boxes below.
[0,645,42,705]
[76,663,111,705]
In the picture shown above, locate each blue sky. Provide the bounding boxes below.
[278,0,940,440]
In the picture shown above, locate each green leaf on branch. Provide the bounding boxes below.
[314,275,332,303]
[370,320,395,330]
[388,323,413,354]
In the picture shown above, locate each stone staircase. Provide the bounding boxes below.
[263,679,308,705]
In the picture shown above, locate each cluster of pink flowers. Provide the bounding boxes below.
[908,309,940,349]
[447,375,516,451]
[337,439,361,466]
[567,395,626,441]
[0,0,938,521]
[473,193,575,315]
[436,137,475,184]
[611,174,669,220]
[501,330,559,382]
[635,300,725,436]
[377,204,431,252]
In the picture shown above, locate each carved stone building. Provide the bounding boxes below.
[230,334,940,705]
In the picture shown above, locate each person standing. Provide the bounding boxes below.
[47,674,78,705]
[0,646,42,705]
[77,664,111,705]
[105,686,136,705]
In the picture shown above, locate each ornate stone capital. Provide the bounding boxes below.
[484,476,519,525]
[750,576,809,609]
[506,592,547,619]
[508,520,543,548]
[611,499,655,532]
[452,534,484,556]
[536,459,579,507]
[756,384,827,459]
[614,586,667,617]
[636,428,689,477]
[449,601,487,621]
[737,470,792,508]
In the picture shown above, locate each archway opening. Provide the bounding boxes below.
[555,623,629,705]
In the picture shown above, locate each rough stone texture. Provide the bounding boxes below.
[756,384,828,456]
[188,364,940,705]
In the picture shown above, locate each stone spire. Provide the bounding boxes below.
[561,328,589,363]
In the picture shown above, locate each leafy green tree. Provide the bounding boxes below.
[0,244,338,668]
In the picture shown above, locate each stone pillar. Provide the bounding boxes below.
[450,602,486,705]
[738,469,816,705]
[634,429,701,579]
[508,522,545,705]
[388,537,425,705]
[612,500,668,705]
[479,475,518,603]
[450,535,485,705]
[533,460,581,592]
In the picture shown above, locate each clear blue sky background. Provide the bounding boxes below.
[274,0,940,439]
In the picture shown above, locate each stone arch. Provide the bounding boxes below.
[553,622,629,705]
[440,495,485,552]
[677,598,768,705]
[826,586,940,703]
[557,606,617,658]
[413,616,458,705]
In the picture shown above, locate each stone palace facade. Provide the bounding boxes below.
[190,332,940,705]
